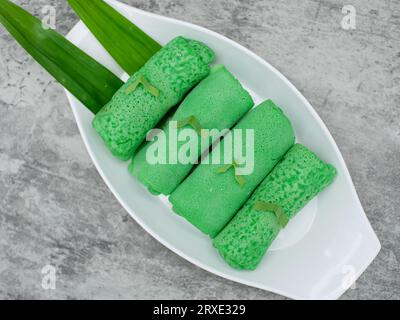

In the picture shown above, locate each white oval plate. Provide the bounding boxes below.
[65,0,380,300]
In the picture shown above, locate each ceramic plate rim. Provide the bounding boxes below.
[64,0,381,300]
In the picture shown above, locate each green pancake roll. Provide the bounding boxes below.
[213,143,337,270]
[129,65,254,195]
[92,36,214,160]
[169,100,295,238]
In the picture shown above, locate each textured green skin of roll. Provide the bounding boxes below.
[92,36,214,161]
[169,100,295,238]
[213,143,337,270]
[129,65,254,195]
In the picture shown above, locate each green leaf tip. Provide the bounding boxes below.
[125,75,159,97]
[217,161,246,187]
[0,0,124,114]
[253,201,289,228]
[67,0,161,75]
[176,116,204,135]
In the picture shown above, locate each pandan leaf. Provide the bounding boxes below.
[67,0,161,75]
[234,174,246,188]
[216,164,233,174]
[0,0,124,114]
[253,201,289,228]
[217,160,246,187]
[125,75,159,97]
[177,115,203,135]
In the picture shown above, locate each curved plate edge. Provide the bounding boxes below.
[64,0,381,300]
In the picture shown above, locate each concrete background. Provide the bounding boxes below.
[0,0,399,299]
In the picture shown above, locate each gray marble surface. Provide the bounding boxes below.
[0,0,399,300]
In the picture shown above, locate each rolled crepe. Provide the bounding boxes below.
[129,65,254,195]
[169,100,295,238]
[92,36,214,160]
[213,144,337,270]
